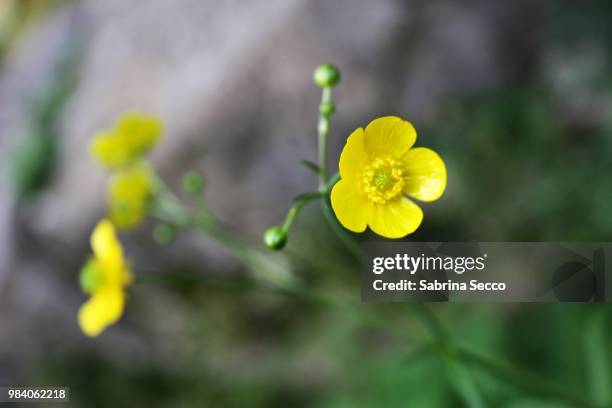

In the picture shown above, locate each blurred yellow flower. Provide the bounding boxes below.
[90,112,163,169]
[108,164,156,230]
[331,116,446,238]
[78,219,133,337]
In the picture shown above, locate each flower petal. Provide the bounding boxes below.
[116,113,163,154]
[90,131,129,169]
[108,165,155,230]
[401,148,446,202]
[339,127,368,180]
[89,113,163,169]
[367,197,423,238]
[331,179,369,233]
[91,219,122,262]
[364,116,416,158]
[90,219,126,283]
[78,287,125,337]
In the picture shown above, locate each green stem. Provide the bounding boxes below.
[319,172,362,260]
[151,176,296,287]
[136,271,258,291]
[323,172,340,195]
[411,304,485,407]
[318,87,333,190]
[286,175,482,401]
[281,192,322,232]
[193,214,296,285]
[148,172,585,407]
[321,196,362,260]
[411,303,448,347]
[136,270,416,343]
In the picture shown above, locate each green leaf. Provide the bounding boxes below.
[584,309,611,406]
[445,356,486,408]
[299,159,320,175]
[10,128,55,199]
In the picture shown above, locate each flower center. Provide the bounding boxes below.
[373,170,391,188]
[361,157,405,204]
[79,260,106,294]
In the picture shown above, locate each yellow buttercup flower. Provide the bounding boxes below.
[78,219,132,337]
[108,164,156,230]
[90,112,163,169]
[331,116,446,238]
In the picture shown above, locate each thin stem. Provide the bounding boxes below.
[411,303,448,347]
[281,192,322,232]
[136,271,258,291]
[137,270,416,343]
[192,214,291,280]
[323,172,340,195]
[318,87,333,190]
[149,167,192,227]
[280,284,415,342]
[321,196,362,260]
[147,171,587,406]
[319,172,362,260]
[409,291,589,407]
[411,303,485,407]
[151,180,290,284]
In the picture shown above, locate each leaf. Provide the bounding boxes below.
[299,160,320,175]
[584,309,611,406]
[10,128,55,199]
[445,357,486,408]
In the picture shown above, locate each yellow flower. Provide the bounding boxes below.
[331,116,446,238]
[108,164,156,230]
[90,112,163,169]
[78,219,133,337]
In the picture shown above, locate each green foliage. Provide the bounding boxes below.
[8,43,79,200]
[18,1,612,406]
[419,85,612,242]
[10,125,55,199]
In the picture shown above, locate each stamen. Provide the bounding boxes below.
[360,157,405,204]
[373,170,391,189]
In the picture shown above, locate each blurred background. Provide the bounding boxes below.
[1,0,612,406]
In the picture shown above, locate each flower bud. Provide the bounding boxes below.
[154,223,175,245]
[182,170,204,195]
[263,226,287,250]
[313,64,340,88]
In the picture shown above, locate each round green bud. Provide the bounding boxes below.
[182,170,204,195]
[154,223,175,245]
[263,226,287,250]
[313,64,340,88]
